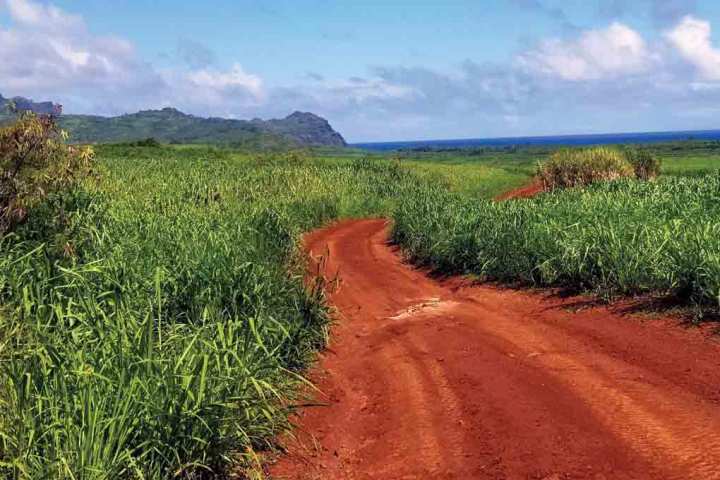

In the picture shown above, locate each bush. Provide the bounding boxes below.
[537,147,634,191]
[625,147,661,180]
[126,137,161,147]
[0,113,94,234]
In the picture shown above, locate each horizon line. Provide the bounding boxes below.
[351,128,720,146]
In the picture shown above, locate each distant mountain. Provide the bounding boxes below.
[257,111,347,147]
[58,108,346,148]
[0,94,347,148]
[0,94,62,116]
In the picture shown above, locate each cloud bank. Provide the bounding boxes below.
[665,15,720,80]
[0,0,263,116]
[4,0,720,141]
[517,22,658,81]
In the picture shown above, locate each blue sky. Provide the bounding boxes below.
[3,0,720,141]
[50,1,567,77]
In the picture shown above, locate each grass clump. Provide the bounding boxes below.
[537,147,634,191]
[624,147,662,180]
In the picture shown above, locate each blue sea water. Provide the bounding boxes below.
[352,129,720,151]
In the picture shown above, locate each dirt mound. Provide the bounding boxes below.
[494,181,544,201]
[268,219,720,479]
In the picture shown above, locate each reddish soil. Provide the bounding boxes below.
[495,181,544,201]
[268,219,720,480]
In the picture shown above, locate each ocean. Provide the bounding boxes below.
[352,129,720,151]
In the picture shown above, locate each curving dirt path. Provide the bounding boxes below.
[269,219,720,480]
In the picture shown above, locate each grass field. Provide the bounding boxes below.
[375,140,720,196]
[391,144,720,315]
[2,139,720,478]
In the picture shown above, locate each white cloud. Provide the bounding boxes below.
[0,0,157,98]
[518,22,658,81]
[322,77,420,103]
[48,40,90,67]
[262,76,421,123]
[187,64,264,99]
[161,64,266,117]
[0,0,265,116]
[4,0,82,30]
[665,15,720,80]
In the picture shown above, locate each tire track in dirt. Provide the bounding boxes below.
[268,218,720,479]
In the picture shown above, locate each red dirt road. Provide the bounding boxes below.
[269,219,720,480]
[494,181,544,201]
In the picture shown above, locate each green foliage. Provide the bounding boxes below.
[393,174,720,310]
[0,113,95,234]
[624,147,661,180]
[0,145,427,478]
[537,147,634,191]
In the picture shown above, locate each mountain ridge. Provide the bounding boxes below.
[1,95,346,148]
[1,94,62,116]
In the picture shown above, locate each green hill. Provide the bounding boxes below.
[1,94,347,148]
[58,108,347,148]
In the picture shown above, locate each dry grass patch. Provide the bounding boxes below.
[537,147,634,191]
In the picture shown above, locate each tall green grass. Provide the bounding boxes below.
[0,145,426,478]
[393,174,720,310]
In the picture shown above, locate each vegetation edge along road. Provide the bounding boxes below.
[0,135,438,478]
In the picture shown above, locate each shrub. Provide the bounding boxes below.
[131,137,161,147]
[0,112,95,234]
[537,147,634,191]
[625,147,661,180]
